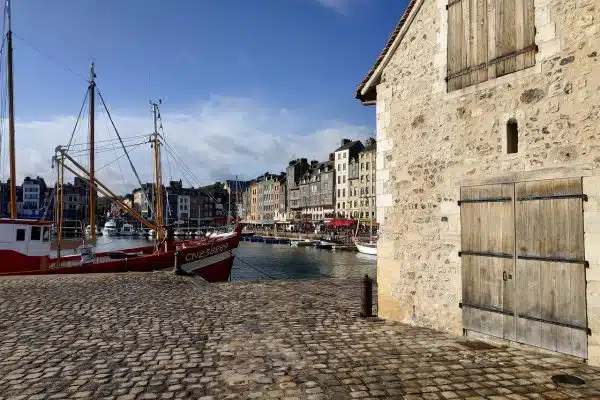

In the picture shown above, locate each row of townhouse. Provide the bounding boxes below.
[239,137,377,223]
[0,176,91,221]
[132,180,230,226]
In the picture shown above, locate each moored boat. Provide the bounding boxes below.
[290,239,316,247]
[102,220,118,237]
[354,240,377,256]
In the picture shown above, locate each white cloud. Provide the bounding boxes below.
[314,0,355,14]
[5,96,371,195]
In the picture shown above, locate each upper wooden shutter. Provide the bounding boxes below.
[447,0,536,91]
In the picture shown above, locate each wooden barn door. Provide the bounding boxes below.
[460,183,516,340]
[515,178,588,358]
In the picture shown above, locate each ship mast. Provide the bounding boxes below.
[88,63,96,239]
[151,100,164,241]
[6,0,17,218]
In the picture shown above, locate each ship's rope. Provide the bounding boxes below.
[96,87,155,216]
[234,256,277,280]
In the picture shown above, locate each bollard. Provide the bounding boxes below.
[361,274,373,318]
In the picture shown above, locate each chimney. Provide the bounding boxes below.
[329,153,334,161]
[341,138,351,147]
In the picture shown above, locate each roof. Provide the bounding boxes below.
[355,0,419,103]
[335,140,362,152]
[361,142,377,153]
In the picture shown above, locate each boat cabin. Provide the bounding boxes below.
[0,219,52,256]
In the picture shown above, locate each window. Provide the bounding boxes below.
[338,189,340,197]
[338,164,341,171]
[354,201,357,207]
[447,0,535,91]
[507,119,518,154]
[361,176,364,183]
[343,176,346,184]
[337,176,341,184]
[337,202,340,209]
[342,202,345,209]
[366,187,369,195]
[343,164,346,171]
[366,198,369,206]
[31,226,41,241]
[16,228,25,241]
[343,153,346,159]
[366,162,369,170]
[337,153,341,160]
[361,188,364,195]
[342,189,345,197]
[366,175,369,182]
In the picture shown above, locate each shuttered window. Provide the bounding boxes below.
[447,0,536,92]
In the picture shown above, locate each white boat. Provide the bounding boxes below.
[174,229,186,237]
[354,240,377,256]
[290,239,316,247]
[119,223,134,236]
[101,220,118,236]
[147,229,156,238]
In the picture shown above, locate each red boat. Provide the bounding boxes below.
[0,220,242,281]
[0,13,241,281]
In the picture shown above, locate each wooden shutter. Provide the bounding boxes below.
[448,0,535,91]
[493,0,536,77]
[447,0,490,91]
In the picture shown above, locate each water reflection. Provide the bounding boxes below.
[55,237,377,281]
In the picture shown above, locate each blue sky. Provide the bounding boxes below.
[5,0,407,191]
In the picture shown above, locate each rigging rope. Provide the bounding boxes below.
[95,141,146,172]
[66,88,89,151]
[235,256,277,280]
[96,87,154,216]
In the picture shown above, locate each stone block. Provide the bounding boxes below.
[379,194,393,208]
[588,344,600,367]
[378,139,393,153]
[585,213,600,234]
[588,306,600,346]
[534,7,551,27]
[537,38,560,61]
[584,196,600,213]
[587,264,600,282]
[585,233,600,264]
[587,281,600,307]
[447,214,461,236]
[536,22,556,42]
[583,176,600,197]
[377,169,390,182]
[440,201,459,216]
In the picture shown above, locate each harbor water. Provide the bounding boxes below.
[78,236,377,281]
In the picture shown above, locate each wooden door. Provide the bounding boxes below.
[515,178,588,358]
[460,183,516,340]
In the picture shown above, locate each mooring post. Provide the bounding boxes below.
[173,251,183,275]
[361,274,373,318]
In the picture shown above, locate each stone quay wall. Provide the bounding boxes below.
[373,0,600,363]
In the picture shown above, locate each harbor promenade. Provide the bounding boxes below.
[1,273,599,399]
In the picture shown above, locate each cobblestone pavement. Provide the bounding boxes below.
[1,273,600,400]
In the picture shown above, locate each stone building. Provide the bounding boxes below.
[356,0,600,365]
[348,156,360,218]
[296,160,336,221]
[359,138,377,220]
[334,139,364,217]
[287,159,310,219]
[249,181,258,221]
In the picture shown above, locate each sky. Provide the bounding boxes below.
[1,0,407,194]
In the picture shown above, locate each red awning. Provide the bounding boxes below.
[327,218,357,227]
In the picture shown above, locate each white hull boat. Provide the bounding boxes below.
[290,239,316,247]
[354,240,377,256]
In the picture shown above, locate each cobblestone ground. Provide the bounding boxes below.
[1,273,600,400]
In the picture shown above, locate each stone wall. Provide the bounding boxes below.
[373,0,600,364]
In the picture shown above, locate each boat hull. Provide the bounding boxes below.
[355,242,377,256]
[0,227,242,282]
